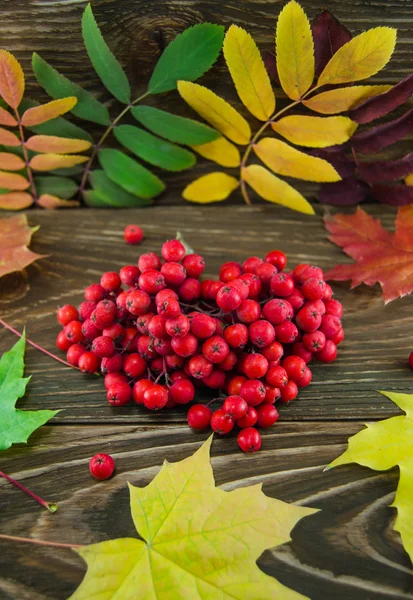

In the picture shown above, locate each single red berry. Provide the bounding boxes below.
[150,356,164,373]
[137,335,158,360]
[139,269,166,295]
[240,273,262,298]
[249,320,275,348]
[104,372,128,389]
[189,313,216,339]
[64,321,84,343]
[216,285,242,312]
[237,427,261,452]
[188,354,213,379]
[242,256,263,273]
[256,404,279,428]
[236,406,258,428]
[89,453,115,480]
[229,278,250,300]
[295,305,322,333]
[211,409,234,434]
[263,299,293,325]
[171,333,198,357]
[280,380,298,403]
[325,298,343,319]
[123,353,147,378]
[91,299,117,329]
[168,379,195,404]
[133,379,153,404]
[202,336,230,364]
[266,365,288,388]
[240,379,266,406]
[227,375,247,396]
[157,297,181,318]
[182,254,205,279]
[302,278,326,301]
[296,366,312,388]
[162,239,186,262]
[143,384,168,410]
[84,283,106,303]
[121,327,139,352]
[124,224,143,245]
[153,337,172,356]
[119,265,140,287]
[101,354,123,374]
[329,327,345,345]
[202,368,226,389]
[275,320,299,344]
[236,299,261,324]
[177,278,202,303]
[56,330,72,352]
[243,353,269,379]
[292,263,310,285]
[285,288,305,311]
[214,318,226,337]
[224,323,249,349]
[299,265,324,283]
[165,314,190,338]
[261,341,284,362]
[78,351,100,373]
[255,262,277,286]
[291,342,313,364]
[57,304,79,326]
[102,323,125,342]
[306,299,326,316]
[282,355,306,382]
[302,330,326,353]
[148,315,167,339]
[126,290,151,316]
[315,340,338,363]
[219,262,242,282]
[187,404,212,430]
[323,283,333,301]
[100,271,121,292]
[66,343,85,366]
[223,395,248,420]
[264,385,281,404]
[91,335,115,358]
[78,301,96,322]
[265,250,287,271]
[161,262,187,286]
[319,314,342,339]
[138,252,162,273]
[270,272,294,297]
[107,381,132,406]
[165,353,185,370]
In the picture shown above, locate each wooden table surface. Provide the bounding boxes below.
[1,205,413,599]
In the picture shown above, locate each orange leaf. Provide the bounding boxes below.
[0,192,33,210]
[0,106,17,126]
[21,97,78,127]
[325,206,413,303]
[0,127,20,146]
[0,152,25,171]
[0,214,46,278]
[37,194,80,209]
[0,171,29,190]
[30,154,88,171]
[25,135,92,154]
[0,50,25,109]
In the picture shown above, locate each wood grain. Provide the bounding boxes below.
[1,423,412,600]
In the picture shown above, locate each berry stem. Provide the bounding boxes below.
[0,471,58,513]
[0,533,83,549]
[78,91,150,198]
[0,318,75,370]
[14,108,38,204]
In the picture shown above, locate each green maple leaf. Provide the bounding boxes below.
[0,332,58,451]
[329,390,413,565]
[69,437,317,599]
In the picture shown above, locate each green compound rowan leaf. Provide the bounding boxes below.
[131,105,220,146]
[114,125,196,171]
[86,170,152,207]
[0,333,58,451]
[82,3,131,104]
[32,53,110,126]
[148,23,225,94]
[69,437,316,600]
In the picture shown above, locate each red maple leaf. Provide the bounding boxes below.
[324,206,413,303]
[0,214,46,279]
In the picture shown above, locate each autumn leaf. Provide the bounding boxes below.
[350,72,413,124]
[0,105,17,126]
[192,137,241,167]
[0,152,25,171]
[25,135,92,154]
[329,390,413,565]
[303,85,391,115]
[311,9,352,77]
[30,153,88,172]
[0,214,45,277]
[0,50,25,109]
[271,115,357,147]
[223,25,275,120]
[276,0,314,100]
[70,437,316,600]
[324,205,413,303]
[21,97,78,127]
[0,171,29,191]
[0,127,20,146]
[37,194,80,209]
[0,333,58,451]
[0,193,33,210]
[183,172,239,203]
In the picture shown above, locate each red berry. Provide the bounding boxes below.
[78,301,96,322]
[211,409,234,434]
[270,273,294,297]
[157,297,181,318]
[236,406,258,428]
[296,366,312,387]
[65,321,84,343]
[255,262,277,286]
[223,395,248,420]
[229,278,250,300]
[240,379,266,406]
[315,340,337,363]
[274,320,298,344]
[89,453,115,480]
[306,299,326,316]
[202,336,229,364]
[220,262,242,282]
[119,265,140,287]
[104,372,128,389]
[224,323,248,349]
[256,403,279,428]
[137,335,158,360]
[100,271,121,292]
[280,380,298,403]
[92,299,117,329]
[133,379,153,404]
[325,299,343,319]
[261,341,284,362]
[91,335,115,358]
[102,323,125,342]
[165,314,190,338]
[162,239,186,262]
[188,354,213,379]
[78,351,100,373]
[242,256,262,273]
[165,353,184,370]
[101,354,123,374]
[216,285,242,312]
[243,353,269,379]
[107,381,132,406]
[202,368,226,389]
[302,278,326,301]
[123,353,147,378]
[285,288,305,311]
[329,327,345,345]
[84,283,105,303]
[265,250,287,271]
[169,379,195,404]
[126,290,151,316]
[66,343,85,366]
[138,252,161,273]
[171,333,198,357]
[227,375,247,396]
[302,330,326,353]
[57,304,79,326]
[264,385,281,404]
[160,262,186,286]
[190,313,216,339]
[249,320,275,348]
[295,305,322,333]
[143,384,168,410]
[236,299,261,324]
[124,224,144,245]
[323,283,333,301]
[182,254,205,279]
[291,342,313,364]
[139,269,166,295]
[187,404,212,430]
[56,330,72,352]
[319,315,342,339]
[237,427,261,452]
[282,355,306,382]
[262,299,293,325]
[292,263,310,285]
[241,273,262,298]
[148,315,167,339]
[266,365,288,388]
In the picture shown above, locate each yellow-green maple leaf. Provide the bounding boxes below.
[70,437,316,599]
[329,390,413,565]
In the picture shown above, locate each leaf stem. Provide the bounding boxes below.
[0,533,83,549]
[0,471,57,513]
[78,91,150,197]
[14,108,37,204]
[0,318,75,370]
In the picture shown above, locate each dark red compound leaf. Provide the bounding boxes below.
[357,153,413,183]
[309,147,355,179]
[351,107,413,154]
[372,183,413,206]
[319,178,370,206]
[312,10,352,78]
[350,73,413,124]
[262,50,280,85]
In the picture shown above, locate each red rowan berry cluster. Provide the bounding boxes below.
[56,240,343,453]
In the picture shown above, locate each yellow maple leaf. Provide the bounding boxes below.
[271,114,357,147]
[69,437,316,599]
[275,0,314,100]
[329,391,413,565]
[318,27,396,87]
[223,25,275,121]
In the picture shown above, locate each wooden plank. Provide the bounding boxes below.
[0,205,410,423]
[1,423,411,600]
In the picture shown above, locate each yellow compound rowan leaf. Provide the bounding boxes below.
[30,153,88,171]
[275,0,314,100]
[272,115,357,147]
[0,50,25,109]
[0,152,25,171]
[223,25,275,121]
[242,164,315,214]
[21,97,78,127]
[37,194,80,209]
[253,138,340,182]
[69,438,316,600]
[192,137,240,167]
[0,106,17,127]
[0,127,20,147]
[183,172,239,203]
[25,135,92,154]
[303,85,392,114]
[0,192,33,210]
[0,171,29,191]
[177,81,251,145]
[329,391,413,565]
[318,27,397,87]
